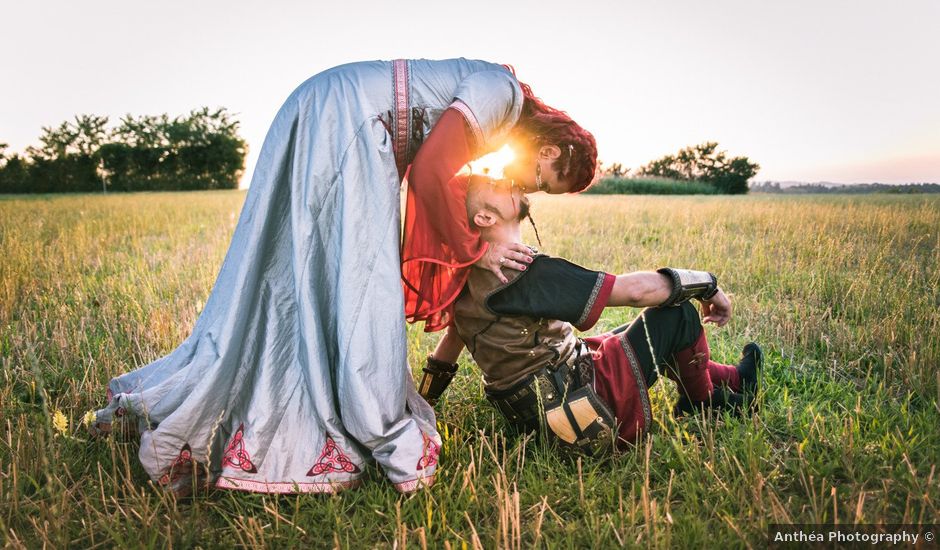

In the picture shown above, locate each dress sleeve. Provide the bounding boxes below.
[401,109,486,332]
[449,69,524,152]
[486,256,617,331]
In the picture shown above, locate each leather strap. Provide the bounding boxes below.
[392,59,410,180]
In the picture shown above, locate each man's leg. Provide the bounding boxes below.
[674,327,742,394]
[615,301,711,396]
[614,302,749,413]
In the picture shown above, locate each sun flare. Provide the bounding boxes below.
[468,144,515,179]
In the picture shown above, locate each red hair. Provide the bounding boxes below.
[506,71,598,193]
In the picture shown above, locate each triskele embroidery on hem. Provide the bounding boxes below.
[308,436,361,475]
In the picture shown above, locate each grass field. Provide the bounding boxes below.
[1,191,938,548]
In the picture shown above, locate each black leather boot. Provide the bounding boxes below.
[736,342,763,412]
[673,387,746,417]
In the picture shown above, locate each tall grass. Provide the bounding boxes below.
[585,177,718,195]
[1,191,937,547]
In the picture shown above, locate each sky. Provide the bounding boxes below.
[2,0,938,186]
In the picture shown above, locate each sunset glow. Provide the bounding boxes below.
[1,1,938,186]
[468,144,515,179]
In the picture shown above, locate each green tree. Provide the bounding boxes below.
[0,154,30,193]
[100,114,171,191]
[100,108,246,191]
[27,115,108,160]
[0,144,32,194]
[25,115,109,192]
[598,162,629,178]
[638,142,759,194]
[3,109,246,193]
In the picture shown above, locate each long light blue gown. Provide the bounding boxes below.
[94,58,524,493]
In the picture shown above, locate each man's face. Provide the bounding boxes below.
[479,180,529,227]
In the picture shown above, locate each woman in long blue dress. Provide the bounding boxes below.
[92,58,597,494]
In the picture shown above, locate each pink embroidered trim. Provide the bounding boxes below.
[617,335,652,433]
[576,273,617,331]
[393,475,436,494]
[158,444,193,486]
[106,387,113,402]
[393,59,410,179]
[416,433,440,471]
[215,476,362,494]
[448,100,484,149]
[307,436,361,475]
[221,424,258,474]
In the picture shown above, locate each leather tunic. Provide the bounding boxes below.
[453,266,579,391]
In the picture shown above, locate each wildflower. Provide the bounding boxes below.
[436,421,450,441]
[52,409,69,435]
[82,410,97,428]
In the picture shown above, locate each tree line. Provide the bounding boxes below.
[750,181,940,194]
[597,142,760,194]
[0,108,246,193]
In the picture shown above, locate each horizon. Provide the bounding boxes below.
[1,0,938,187]
[753,179,940,186]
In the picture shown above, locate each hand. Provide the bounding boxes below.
[700,288,732,327]
[475,242,534,284]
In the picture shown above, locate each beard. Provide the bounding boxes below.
[515,194,530,222]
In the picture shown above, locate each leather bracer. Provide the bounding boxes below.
[418,356,459,405]
[657,268,719,307]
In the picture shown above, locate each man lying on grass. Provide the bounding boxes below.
[419,176,764,453]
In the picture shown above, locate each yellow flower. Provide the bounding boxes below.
[52,409,69,435]
[82,410,96,428]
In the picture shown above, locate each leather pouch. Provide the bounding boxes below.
[544,384,617,456]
